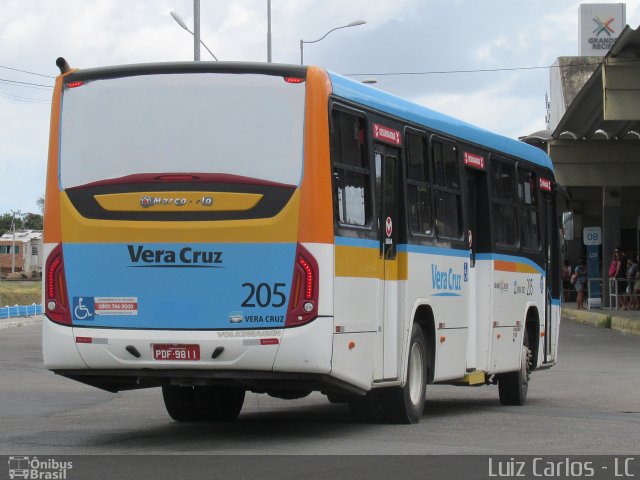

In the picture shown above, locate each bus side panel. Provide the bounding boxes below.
[405,249,469,382]
[472,257,494,372]
[334,240,380,384]
[331,332,376,390]
[487,257,543,374]
[545,300,561,366]
[273,243,334,374]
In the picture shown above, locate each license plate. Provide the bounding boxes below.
[152,344,200,361]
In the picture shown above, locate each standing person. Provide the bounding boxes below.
[608,248,625,309]
[634,254,640,309]
[615,248,628,309]
[561,259,572,302]
[624,255,637,310]
[574,256,588,310]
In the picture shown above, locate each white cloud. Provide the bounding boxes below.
[411,79,546,139]
[0,0,638,213]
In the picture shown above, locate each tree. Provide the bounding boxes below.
[23,213,43,230]
[0,213,14,237]
[0,210,43,237]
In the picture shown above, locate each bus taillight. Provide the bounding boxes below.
[285,244,319,327]
[45,244,71,325]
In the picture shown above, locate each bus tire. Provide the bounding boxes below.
[381,323,427,424]
[194,386,245,421]
[162,385,200,422]
[498,331,531,406]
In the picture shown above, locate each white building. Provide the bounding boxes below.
[0,230,43,276]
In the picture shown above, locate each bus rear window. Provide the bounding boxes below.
[59,73,305,188]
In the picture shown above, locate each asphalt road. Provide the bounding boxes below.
[1,318,639,456]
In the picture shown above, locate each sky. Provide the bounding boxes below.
[1,0,638,214]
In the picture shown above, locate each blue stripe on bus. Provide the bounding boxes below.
[328,72,554,172]
[334,237,379,249]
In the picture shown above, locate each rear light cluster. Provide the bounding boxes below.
[45,244,72,325]
[64,81,84,89]
[285,244,319,327]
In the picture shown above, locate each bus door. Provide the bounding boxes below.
[464,155,490,371]
[540,187,557,363]
[374,144,402,380]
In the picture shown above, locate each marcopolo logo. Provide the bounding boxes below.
[139,195,214,208]
[8,456,73,479]
[127,244,223,268]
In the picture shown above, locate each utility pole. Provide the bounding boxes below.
[10,215,16,274]
[193,0,201,61]
[267,0,272,62]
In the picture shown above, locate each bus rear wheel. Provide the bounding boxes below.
[162,385,200,422]
[380,323,427,424]
[162,385,246,421]
[194,386,246,421]
[498,331,531,406]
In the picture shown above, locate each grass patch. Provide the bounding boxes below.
[598,316,612,329]
[0,280,41,306]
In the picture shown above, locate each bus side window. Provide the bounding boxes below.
[330,110,371,227]
[490,157,518,247]
[433,140,462,239]
[406,132,433,236]
[517,167,540,250]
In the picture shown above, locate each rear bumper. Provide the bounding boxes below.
[53,368,365,395]
[43,315,340,390]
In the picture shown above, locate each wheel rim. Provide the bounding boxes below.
[408,342,424,405]
[520,345,530,388]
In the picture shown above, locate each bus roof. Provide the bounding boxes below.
[327,71,554,172]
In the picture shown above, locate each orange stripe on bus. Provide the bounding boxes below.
[298,67,334,244]
[43,75,67,243]
[494,260,539,274]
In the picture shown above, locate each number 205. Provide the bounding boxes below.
[241,282,287,308]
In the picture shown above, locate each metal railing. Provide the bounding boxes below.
[608,277,638,310]
[0,303,42,319]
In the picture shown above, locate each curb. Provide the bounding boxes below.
[0,315,43,331]
[563,308,640,336]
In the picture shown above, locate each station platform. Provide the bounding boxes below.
[561,302,640,336]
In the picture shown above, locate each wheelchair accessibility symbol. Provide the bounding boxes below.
[73,297,95,321]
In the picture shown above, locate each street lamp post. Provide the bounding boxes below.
[300,20,366,65]
[170,4,219,61]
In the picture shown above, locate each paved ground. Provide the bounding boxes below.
[0,316,639,457]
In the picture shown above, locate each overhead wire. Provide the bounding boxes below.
[0,90,50,103]
[344,58,640,78]
[0,65,55,79]
[0,78,53,89]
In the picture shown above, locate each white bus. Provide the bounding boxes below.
[43,59,561,424]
